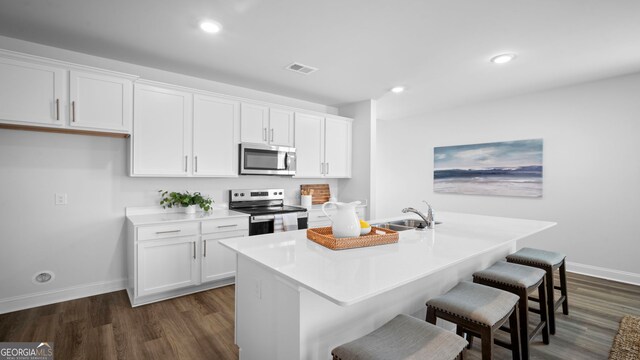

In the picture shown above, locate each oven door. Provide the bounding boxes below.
[240,143,296,176]
[249,213,308,236]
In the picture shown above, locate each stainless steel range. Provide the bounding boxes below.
[229,188,308,236]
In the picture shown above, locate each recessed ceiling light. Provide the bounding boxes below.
[490,53,516,64]
[391,86,405,93]
[200,20,222,34]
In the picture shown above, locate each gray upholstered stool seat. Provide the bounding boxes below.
[473,262,550,360]
[473,261,546,289]
[427,282,519,326]
[331,314,467,360]
[506,247,565,266]
[506,247,569,336]
[426,282,522,360]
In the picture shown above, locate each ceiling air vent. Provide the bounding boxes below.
[286,62,318,75]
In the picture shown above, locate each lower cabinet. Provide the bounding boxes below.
[128,215,249,306]
[202,230,247,283]
[137,236,199,297]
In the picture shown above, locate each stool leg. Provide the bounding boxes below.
[481,326,494,360]
[545,265,556,335]
[426,306,437,325]
[509,304,521,360]
[518,288,530,360]
[538,277,550,345]
[559,261,569,315]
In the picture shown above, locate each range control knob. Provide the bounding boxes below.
[273,192,277,195]
[240,193,245,196]
[278,192,283,195]
[234,193,239,197]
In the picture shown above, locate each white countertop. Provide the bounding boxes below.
[220,211,556,306]
[127,209,249,226]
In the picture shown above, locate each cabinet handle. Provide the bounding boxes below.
[71,101,76,122]
[270,129,274,142]
[203,240,207,257]
[55,99,60,120]
[193,241,196,260]
[194,156,198,173]
[155,230,181,234]
[263,128,267,141]
[185,156,188,172]
[217,224,238,228]
[326,162,329,175]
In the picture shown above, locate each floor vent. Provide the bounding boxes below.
[286,62,318,75]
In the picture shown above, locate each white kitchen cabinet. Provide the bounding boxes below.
[0,56,66,127]
[193,94,240,176]
[69,70,133,132]
[324,117,352,177]
[137,236,199,297]
[269,108,294,146]
[240,103,294,147]
[202,230,247,283]
[240,103,269,144]
[307,206,366,229]
[132,84,192,176]
[294,113,352,178]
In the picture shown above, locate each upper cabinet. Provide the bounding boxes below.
[131,81,240,178]
[0,56,66,127]
[69,70,133,132]
[295,113,352,178]
[132,84,192,176]
[268,108,294,147]
[240,103,294,147]
[240,103,268,144]
[192,94,240,177]
[0,51,136,134]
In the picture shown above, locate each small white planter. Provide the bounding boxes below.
[184,205,197,214]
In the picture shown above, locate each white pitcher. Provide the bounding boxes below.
[322,201,361,238]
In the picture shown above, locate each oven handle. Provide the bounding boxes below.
[252,215,275,223]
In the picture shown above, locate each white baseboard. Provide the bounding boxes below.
[0,278,127,314]
[567,261,640,286]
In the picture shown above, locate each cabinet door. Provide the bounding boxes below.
[324,118,352,178]
[0,57,66,126]
[269,108,294,146]
[138,236,198,297]
[69,70,133,132]
[294,113,325,177]
[132,84,192,176]
[193,94,239,176]
[201,230,247,283]
[240,103,268,144]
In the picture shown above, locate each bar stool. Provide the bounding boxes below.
[473,261,550,360]
[506,247,568,335]
[426,282,521,360]
[331,314,468,360]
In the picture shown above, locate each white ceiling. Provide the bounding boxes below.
[0,0,639,120]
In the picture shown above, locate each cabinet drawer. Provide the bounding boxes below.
[202,217,249,234]
[137,222,199,241]
[308,210,333,223]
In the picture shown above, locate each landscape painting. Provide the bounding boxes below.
[434,139,543,197]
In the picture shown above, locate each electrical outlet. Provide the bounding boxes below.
[55,193,68,205]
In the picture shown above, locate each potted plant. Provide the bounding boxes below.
[158,190,214,214]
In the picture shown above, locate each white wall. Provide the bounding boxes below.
[0,36,339,312]
[338,100,377,218]
[376,72,640,283]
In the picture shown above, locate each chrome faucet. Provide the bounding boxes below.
[402,201,434,230]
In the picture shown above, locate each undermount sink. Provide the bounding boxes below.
[371,218,442,231]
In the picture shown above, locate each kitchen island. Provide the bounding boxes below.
[220,211,556,360]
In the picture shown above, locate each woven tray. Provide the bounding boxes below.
[307,226,399,250]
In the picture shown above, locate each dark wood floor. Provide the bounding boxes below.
[1,273,638,359]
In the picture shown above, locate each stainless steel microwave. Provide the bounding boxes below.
[239,143,297,176]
